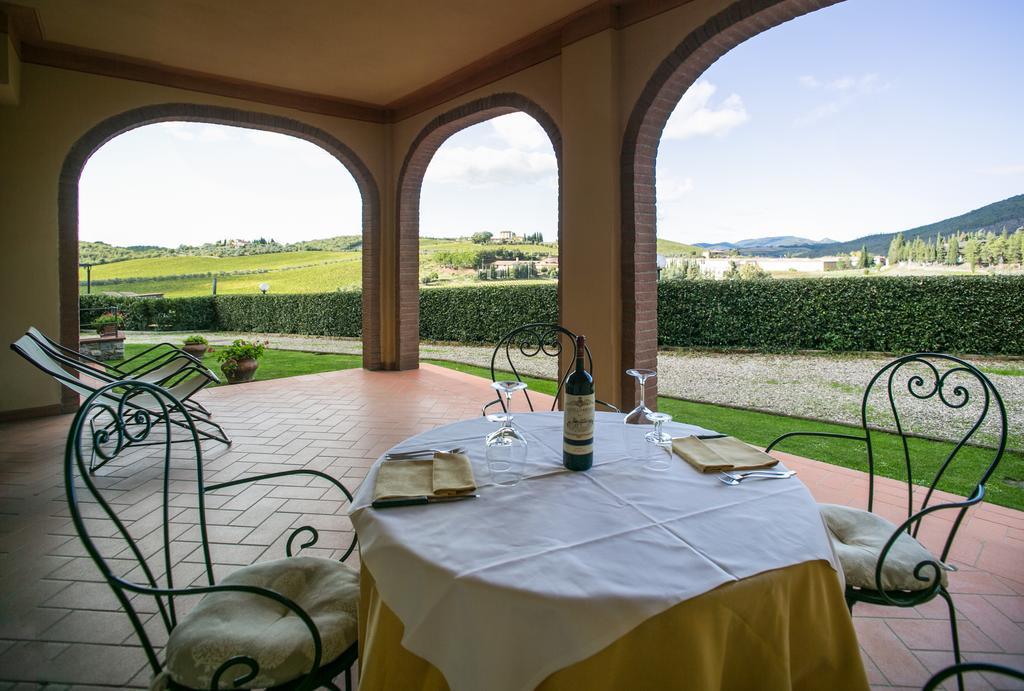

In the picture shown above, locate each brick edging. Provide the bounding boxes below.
[57,103,384,412]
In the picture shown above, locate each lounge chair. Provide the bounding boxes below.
[11,334,230,470]
[26,327,219,417]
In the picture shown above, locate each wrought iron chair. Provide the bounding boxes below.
[766,353,1008,683]
[923,661,1024,690]
[65,381,359,690]
[483,323,620,415]
[12,334,230,471]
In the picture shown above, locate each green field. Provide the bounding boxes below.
[87,254,364,297]
[80,250,354,281]
[656,238,704,256]
[82,238,568,296]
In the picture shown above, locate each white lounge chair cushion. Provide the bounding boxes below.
[164,556,359,688]
[820,503,948,592]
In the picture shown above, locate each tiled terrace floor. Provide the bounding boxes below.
[0,364,1021,689]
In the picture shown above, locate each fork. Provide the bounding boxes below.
[718,470,796,485]
[385,446,465,459]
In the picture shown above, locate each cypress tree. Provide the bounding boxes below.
[946,235,960,265]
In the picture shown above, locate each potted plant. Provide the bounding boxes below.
[92,312,124,337]
[216,339,267,384]
[182,335,209,359]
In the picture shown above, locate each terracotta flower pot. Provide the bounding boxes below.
[183,343,208,359]
[221,357,259,384]
[98,323,119,337]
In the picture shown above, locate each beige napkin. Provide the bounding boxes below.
[671,436,779,473]
[373,452,476,500]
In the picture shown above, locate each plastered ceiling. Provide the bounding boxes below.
[15,0,598,105]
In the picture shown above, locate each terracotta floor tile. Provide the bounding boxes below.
[887,617,1002,654]
[1,364,1021,687]
[854,618,930,686]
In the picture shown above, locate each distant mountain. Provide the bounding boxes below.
[818,194,1024,257]
[696,236,836,252]
[694,194,1024,257]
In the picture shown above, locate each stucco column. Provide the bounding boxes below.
[559,30,623,408]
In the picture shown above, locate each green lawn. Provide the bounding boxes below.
[115,344,362,385]
[423,358,1024,511]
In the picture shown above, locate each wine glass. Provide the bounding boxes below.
[486,381,529,486]
[623,369,656,425]
[643,411,673,472]
[622,368,656,458]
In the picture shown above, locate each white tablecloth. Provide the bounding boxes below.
[349,412,839,691]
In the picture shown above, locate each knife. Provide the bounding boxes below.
[372,494,479,509]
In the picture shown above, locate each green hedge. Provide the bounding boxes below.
[658,276,1024,354]
[79,276,1024,354]
[215,292,362,337]
[420,284,558,342]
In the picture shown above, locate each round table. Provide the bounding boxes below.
[349,412,867,691]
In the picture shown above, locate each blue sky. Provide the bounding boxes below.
[80,0,1024,247]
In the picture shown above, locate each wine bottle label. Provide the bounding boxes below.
[563,393,595,455]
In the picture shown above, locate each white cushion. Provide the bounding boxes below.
[820,503,947,592]
[165,556,358,688]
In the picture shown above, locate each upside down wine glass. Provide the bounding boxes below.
[643,411,673,472]
[485,380,529,486]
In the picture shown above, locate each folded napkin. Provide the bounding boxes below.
[373,452,476,501]
[671,435,779,473]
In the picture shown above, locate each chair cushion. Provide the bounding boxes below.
[165,556,359,688]
[820,504,948,592]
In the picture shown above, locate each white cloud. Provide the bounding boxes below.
[800,73,886,94]
[425,145,557,187]
[827,73,885,94]
[794,73,888,126]
[657,176,694,202]
[794,101,842,127]
[490,113,550,151]
[663,81,750,140]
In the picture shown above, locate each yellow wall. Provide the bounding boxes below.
[0,0,788,414]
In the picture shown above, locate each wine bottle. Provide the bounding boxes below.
[563,335,595,471]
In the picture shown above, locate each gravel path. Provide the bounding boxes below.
[122,331,1022,448]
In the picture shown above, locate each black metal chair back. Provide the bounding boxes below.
[65,381,209,676]
[858,353,1007,563]
[64,380,357,685]
[489,322,617,413]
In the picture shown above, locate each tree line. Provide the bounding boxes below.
[887,227,1024,270]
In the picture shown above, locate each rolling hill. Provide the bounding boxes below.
[693,194,1024,257]
[78,236,563,297]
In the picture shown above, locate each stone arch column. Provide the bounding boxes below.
[394,93,562,370]
[619,0,844,407]
[58,103,382,411]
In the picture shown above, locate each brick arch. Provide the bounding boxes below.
[394,93,562,369]
[58,103,382,412]
[619,0,844,408]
